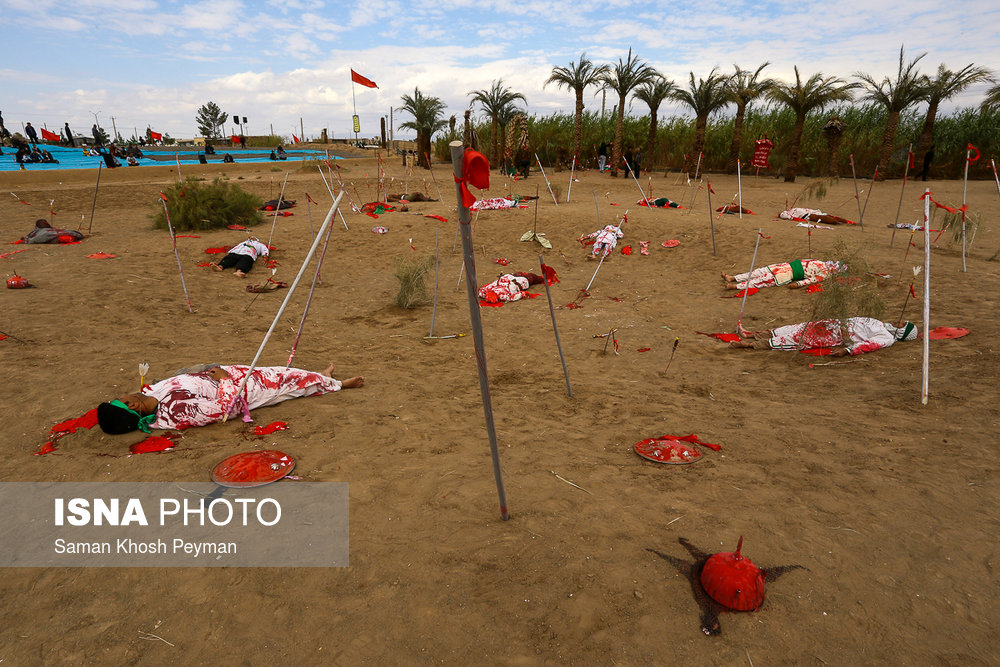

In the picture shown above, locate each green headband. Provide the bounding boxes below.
[109,399,156,433]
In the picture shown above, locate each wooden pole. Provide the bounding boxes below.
[286,208,337,367]
[449,140,510,521]
[624,156,648,203]
[707,180,717,256]
[921,189,930,405]
[539,254,572,397]
[223,194,344,422]
[266,173,289,248]
[891,145,912,247]
[159,197,194,314]
[991,159,1000,200]
[961,148,970,272]
[859,164,877,230]
[687,151,702,211]
[86,163,102,233]
[316,165,350,230]
[850,155,863,222]
[535,153,558,206]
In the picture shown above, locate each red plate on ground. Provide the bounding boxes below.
[634,437,703,464]
[928,327,969,340]
[211,450,296,488]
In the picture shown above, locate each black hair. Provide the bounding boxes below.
[96,402,139,434]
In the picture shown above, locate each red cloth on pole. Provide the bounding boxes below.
[351,69,378,88]
[40,127,60,141]
[292,134,300,143]
[750,138,774,169]
[149,130,163,141]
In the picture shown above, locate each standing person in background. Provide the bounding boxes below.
[92,124,103,147]
[921,144,935,181]
[24,122,39,144]
[63,122,75,147]
[598,142,609,171]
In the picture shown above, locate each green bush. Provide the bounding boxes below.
[152,177,263,231]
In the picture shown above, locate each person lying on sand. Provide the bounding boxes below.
[20,219,84,244]
[478,267,557,304]
[97,363,364,433]
[579,224,624,259]
[211,237,269,277]
[778,207,855,225]
[729,319,917,356]
[722,259,844,290]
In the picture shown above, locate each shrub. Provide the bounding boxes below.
[152,177,262,231]
[393,255,435,308]
[806,241,886,332]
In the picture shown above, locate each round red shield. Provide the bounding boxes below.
[634,437,703,464]
[661,239,680,248]
[928,327,969,340]
[211,450,295,488]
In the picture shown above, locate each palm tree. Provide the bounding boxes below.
[632,75,676,167]
[982,82,1000,112]
[399,87,447,169]
[768,67,856,182]
[545,54,609,166]
[599,49,659,177]
[672,67,731,177]
[855,46,927,179]
[915,63,992,157]
[468,79,526,166]
[724,63,777,173]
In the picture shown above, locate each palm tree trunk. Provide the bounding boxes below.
[825,133,844,178]
[417,133,429,169]
[877,111,900,180]
[688,115,707,178]
[915,101,939,161]
[490,119,499,166]
[727,104,746,174]
[574,90,584,165]
[784,115,806,183]
[611,98,626,177]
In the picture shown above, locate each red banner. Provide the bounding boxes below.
[40,127,60,141]
[351,69,378,88]
[750,137,774,170]
[149,130,162,141]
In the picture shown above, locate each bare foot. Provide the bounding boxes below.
[721,272,734,282]
[234,270,246,278]
[737,323,753,338]
[729,339,754,349]
[341,376,364,389]
[724,283,739,290]
[321,362,335,376]
[211,263,223,272]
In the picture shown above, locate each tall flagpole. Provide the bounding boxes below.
[351,76,358,145]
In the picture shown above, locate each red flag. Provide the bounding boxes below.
[40,127,60,141]
[351,69,378,88]
[149,130,162,141]
[909,284,917,298]
[908,151,915,170]
[966,143,980,163]
[292,134,300,143]
[707,180,716,194]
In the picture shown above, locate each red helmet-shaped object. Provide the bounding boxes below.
[699,536,766,611]
[6,274,30,289]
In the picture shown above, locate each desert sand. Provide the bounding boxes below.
[1,150,998,664]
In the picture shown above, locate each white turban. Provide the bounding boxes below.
[886,321,918,341]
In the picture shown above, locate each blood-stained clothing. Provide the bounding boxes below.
[767,318,897,355]
[478,274,531,303]
[227,239,270,260]
[586,225,624,257]
[143,365,341,430]
[734,259,841,289]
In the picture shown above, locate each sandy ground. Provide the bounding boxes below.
[1,151,998,664]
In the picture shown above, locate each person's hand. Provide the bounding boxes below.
[831,347,850,357]
[788,282,801,289]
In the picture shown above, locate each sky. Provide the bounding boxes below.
[2,0,997,143]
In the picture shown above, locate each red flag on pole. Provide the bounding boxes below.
[292,134,300,143]
[40,127,60,141]
[351,69,378,88]
[149,130,162,141]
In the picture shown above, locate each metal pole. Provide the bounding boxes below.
[859,165,877,230]
[539,254,572,396]
[625,156,648,203]
[535,153,558,206]
[449,141,509,521]
[737,159,743,220]
[223,194,344,422]
[921,189,930,405]
[567,156,576,203]
[961,148,970,272]
[586,210,627,291]
[160,198,194,313]
[736,229,763,330]
[286,208,337,367]
[429,228,440,337]
[707,180,717,256]
[850,154,863,221]
[266,173,290,248]
[687,151,702,211]
[86,163,102,233]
